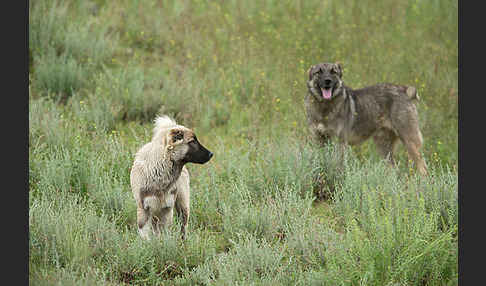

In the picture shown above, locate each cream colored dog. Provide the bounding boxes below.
[130,116,213,239]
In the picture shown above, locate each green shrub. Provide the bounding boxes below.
[29,193,119,271]
[327,162,458,285]
[32,49,86,100]
[30,0,117,99]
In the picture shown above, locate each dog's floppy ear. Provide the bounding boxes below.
[307,65,315,81]
[334,62,343,78]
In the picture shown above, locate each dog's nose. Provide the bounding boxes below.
[208,152,213,159]
[324,79,332,86]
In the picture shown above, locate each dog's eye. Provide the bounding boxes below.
[330,69,337,75]
[173,133,183,142]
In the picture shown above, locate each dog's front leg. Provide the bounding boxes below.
[337,141,349,166]
[175,189,190,240]
[137,206,152,240]
[175,168,191,240]
[336,131,352,168]
[151,207,174,238]
[309,123,331,147]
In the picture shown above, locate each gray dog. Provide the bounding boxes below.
[130,116,213,240]
[305,62,427,176]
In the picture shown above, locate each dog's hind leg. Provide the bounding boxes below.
[373,128,399,167]
[399,127,428,176]
[391,104,428,176]
[403,138,428,176]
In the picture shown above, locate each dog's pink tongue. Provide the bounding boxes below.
[321,88,332,99]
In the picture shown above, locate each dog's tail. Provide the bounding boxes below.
[152,115,177,141]
[406,86,420,101]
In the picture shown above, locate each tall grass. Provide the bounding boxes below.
[29,0,458,285]
[29,0,118,99]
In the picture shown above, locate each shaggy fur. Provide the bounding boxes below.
[130,116,213,239]
[305,62,427,176]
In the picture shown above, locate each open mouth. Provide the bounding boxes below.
[320,86,333,100]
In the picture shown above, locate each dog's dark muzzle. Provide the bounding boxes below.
[184,140,213,164]
[319,77,335,90]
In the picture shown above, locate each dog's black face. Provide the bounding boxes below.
[183,136,213,164]
[307,63,343,101]
[168,128,213,165]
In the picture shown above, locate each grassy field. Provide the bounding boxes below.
[29,0,458,285]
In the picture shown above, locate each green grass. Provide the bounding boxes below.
[29,0,458,285]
